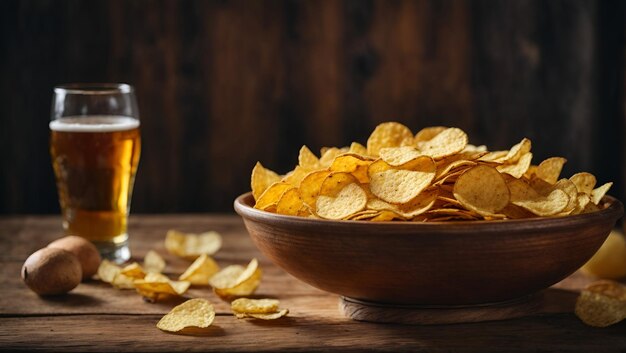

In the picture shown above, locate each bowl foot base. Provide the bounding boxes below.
[339,294,543,325]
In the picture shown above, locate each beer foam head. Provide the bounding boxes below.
[50,116,140,132]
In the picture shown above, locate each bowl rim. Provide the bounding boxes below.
[234,192,624,233]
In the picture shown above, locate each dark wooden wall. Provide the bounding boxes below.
[1,0,624,214]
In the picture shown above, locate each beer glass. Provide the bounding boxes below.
[50,84,141,263]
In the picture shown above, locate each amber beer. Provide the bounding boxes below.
[50,116,141,249]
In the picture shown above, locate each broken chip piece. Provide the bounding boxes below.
[157,298,216,332]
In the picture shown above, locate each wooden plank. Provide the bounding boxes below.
[1,313,626,352]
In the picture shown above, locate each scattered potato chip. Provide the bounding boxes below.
[209,258,262,298]
[250,123,613,222]
[97,259,121,283]
[112,273,136,289]
[157,298,216,332]
[134,272,191,301]
[575,280,626,327]
[144,250,166,273]
[165,230,222,260]
[235,309,289,320]
[231,298,280,314]
[251,162,281,201]
[120,262,146,279]
[179,254,220,285]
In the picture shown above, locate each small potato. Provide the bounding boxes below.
[22,247,82,296]
[48,235,101,279]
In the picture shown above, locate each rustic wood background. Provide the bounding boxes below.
[1,0,624,214]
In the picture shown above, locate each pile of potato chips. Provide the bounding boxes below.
[252,122,612,221]
[575,280,626,327]
[95,229,288,333]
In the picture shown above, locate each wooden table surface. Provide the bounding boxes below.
[1,215,625,352]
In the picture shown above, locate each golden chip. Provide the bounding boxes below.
[275,187,306,216]
[316,183,367,220]
[179,254,220,285]
[235,309,289,320]
[496,152,533,179]
[144,250,166,273]
[231,298,280,314]
[508,179,569,216]
[366,122,414,156]
[329,153,373,183]
[379,146,423,167]
[348,142,368,155]
[575,280,626,327]
[368,157,436,204]
[120,262,146,279]
[165,229,222,260]
[415,127,468,159]
[251,162,281,201]
[254,182,292,211]
[134,272,190,301]
[452,165,509,216]
[298,145,322,171]
[282,165,308,187]
[535,157,567,184]
[157,298,216,332]
[591,182,613,205]
[570,172,596,195]
[209,258,262,297]
[299,170,332,209]
[97,259,121,283]
[111,273,136,289]
[414,126,447,143]
[319,147,348,167]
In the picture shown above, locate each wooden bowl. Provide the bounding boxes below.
[234,193,623,306]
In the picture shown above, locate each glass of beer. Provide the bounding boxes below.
[50,83,141,263]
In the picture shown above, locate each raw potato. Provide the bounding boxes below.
[22,247,82,295]
[48,235,101,279]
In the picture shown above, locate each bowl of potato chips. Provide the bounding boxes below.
[234,122,623,306]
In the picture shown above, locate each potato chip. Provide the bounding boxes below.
[231,298,280,314]
[319,147,348,167]
[349,142,368,155]
[251,162,281,201]
[416,127,468,159]
[453,165,509,216]
[496,152,533,179]
[144,250,166,273]
[591,182,613,205]
[134,272,191,301]
[368,157,436,204]
[282,165,309,187]
[165,230,222,260]
[250,122,613,222]
[157,298,215,332]
[209,258,262,297]
[179,254,220,285]
[97,259,121,283]
[111,273,136,289]
[329,153,374,183]
[367,122,414,156]
[276,188,306,216]
[118,262,146,281]
[508,179,568,216]
[570,172,596,195]
[235,309,289,320]
[298,145,322,171]
[254,182,292,211]
[379,146,423,167]
[414,126,447,143]
[575,280,626,327]
[316,182,367,220]
[299,170,331,209]
[535,157,567,184]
